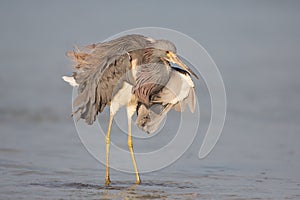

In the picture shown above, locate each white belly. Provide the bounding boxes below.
[110,82,133,115]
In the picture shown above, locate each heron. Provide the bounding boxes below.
[62,34,198,186]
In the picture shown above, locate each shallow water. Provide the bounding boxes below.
[1,1,300,199]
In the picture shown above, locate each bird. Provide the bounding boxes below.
[62,34,198,186]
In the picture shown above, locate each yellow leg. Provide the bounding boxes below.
[127,103,141,184]
[105,114,113,186]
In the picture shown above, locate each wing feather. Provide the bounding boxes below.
[66,35,154,125]
[135,68,196,133]
[67,34,152,71]
[72,53,133,124]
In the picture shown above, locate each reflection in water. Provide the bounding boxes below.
[29,180,200,199]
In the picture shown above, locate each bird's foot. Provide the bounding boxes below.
[135,177,141,185]
[105,177,111,186]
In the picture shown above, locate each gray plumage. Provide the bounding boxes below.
[67,35,153,124]
[66,34,182,125]
[67,34,152,70]
[136,67,196,133]
[150,39,177,53]
[73,53,132,124]
[133,62,170,105]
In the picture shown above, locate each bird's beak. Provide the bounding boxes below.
[166,52,199,79]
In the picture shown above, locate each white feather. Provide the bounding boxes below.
[146,37,156,43]
[62,76,78,87]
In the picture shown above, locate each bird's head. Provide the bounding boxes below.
[151,40,199,79]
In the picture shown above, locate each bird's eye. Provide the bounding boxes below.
[166,51,169,54]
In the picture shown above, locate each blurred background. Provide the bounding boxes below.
[1,1,299,199]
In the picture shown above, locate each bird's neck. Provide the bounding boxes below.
[129,49,161,65]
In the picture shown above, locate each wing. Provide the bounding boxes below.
[66,34,153,71]
[135,68,196,133]
[65,35,155,125]
[136,103,172,134]
[152,67,195,112]
[172,88,196,113]
[72,53,132,125]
